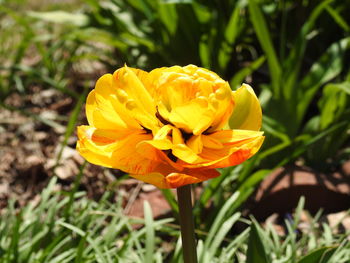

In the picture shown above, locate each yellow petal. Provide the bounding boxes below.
[207,82,235,132]
[165,172,204,188]
[77,126,119,166]
[86,89,131,130]
[186,135,203,154]
[140,139,173,151]
[129,173,170,188]
[153,124,172,140]
[139,125,173,150]
[169,98,214,135]
[210,129,264,145]
[147,65,235,135]
[172,127,184,145]
[87,74,140,130]
[172,144,204,164]
[136,142,184,171]
[229,84,262,131]
[112,66,159,130]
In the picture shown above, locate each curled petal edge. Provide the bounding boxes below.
[130,169,220,189]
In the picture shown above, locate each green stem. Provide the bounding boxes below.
[177,185,198,263]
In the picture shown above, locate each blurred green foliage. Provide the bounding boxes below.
[0,0,350,260]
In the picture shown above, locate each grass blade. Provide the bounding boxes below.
[144,201,155,263]
[298,37,350,123]
[246,221,270,263]
[297,247,337,263]
[248,0,281,97]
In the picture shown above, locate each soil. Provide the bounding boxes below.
[251,163,350,221]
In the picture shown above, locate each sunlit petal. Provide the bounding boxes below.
[112,66,160,130]
[229,84,262,131]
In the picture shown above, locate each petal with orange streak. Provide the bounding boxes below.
[136,140,184,171]
[130,168,220,189]
[76,125,162,174]
[210,129,264,145]
[204,136,265,169]
[180,130,264,169]
[166,168,220,188]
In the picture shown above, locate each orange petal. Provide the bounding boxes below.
[166,168,220,188]
[76,126,162,174]
[205,136,265,169]
[182,132,265,169]
[201,134,223,149]
[130,169,220,189]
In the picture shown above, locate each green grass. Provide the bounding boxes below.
[1,182,349,262]
[0,176,173,263]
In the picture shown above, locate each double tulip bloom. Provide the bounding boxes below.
[77,65,264,188]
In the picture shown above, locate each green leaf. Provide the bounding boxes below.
[325,5,350,33]
[158,2,178,35]
[28,11,88,26]
[194,167,234,217]
[161,189,179,216]
[230,56,266,90]
[233,169,271,212]
[246,221,270,263]
[199,34,211,68]
[144,201,155,263]
[297,37,350,123]
[57,221,107,263]
[319,82,350,129]
[208,213,241,257]
[218,5,242,70]
[200,192,239,262]
[248,0,281,97]
[283,0,333,101]
[297,246,337,263]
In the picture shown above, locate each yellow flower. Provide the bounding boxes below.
[76,65,264,188]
